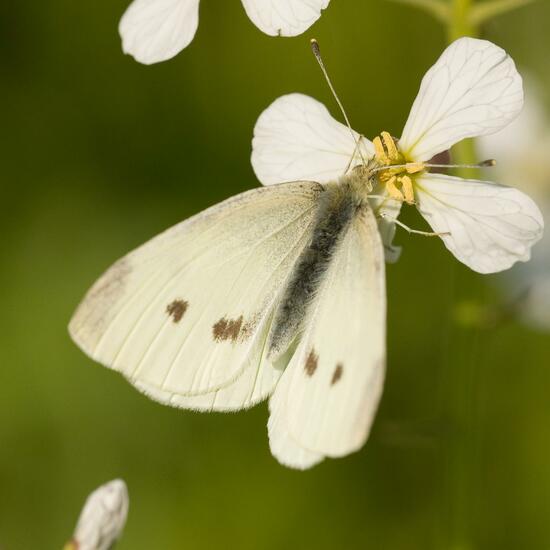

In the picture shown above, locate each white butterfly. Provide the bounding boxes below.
[70,168,386,469]
[119,0,331,64]
[70,37,543,470]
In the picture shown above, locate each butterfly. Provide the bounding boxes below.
[70,162,385,470]
[70,37,543,470]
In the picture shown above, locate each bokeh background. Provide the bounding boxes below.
[1,1,550,548]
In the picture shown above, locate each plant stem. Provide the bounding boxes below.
[444,2,480,549]
[448,0,477,42]
[449,0,479,177]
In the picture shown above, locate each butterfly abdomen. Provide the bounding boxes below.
[267,179,365,361]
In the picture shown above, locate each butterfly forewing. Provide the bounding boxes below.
[70,182,322,405]
[133,312,279,411]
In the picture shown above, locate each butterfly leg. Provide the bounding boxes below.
[378,212,450,238]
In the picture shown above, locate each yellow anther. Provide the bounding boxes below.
[385,176,405,202]
[381,131,399,162]
[405,162,424,174]
[372,131,421,204]
[400,175,415,204]
[373,136,388,165]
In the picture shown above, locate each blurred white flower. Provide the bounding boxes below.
[65,479,129,550]
[479,80,550,329]
[252,37,544,274]
[120,0,331,65]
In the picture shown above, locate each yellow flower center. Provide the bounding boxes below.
[372,131,425,205]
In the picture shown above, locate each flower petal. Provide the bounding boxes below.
[252,93,373,185]
[241,0,330,36]
[415,174,544,274]
[119,0,200,65]
[400,38,523,162]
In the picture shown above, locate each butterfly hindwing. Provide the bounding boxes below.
[268,202,386,467]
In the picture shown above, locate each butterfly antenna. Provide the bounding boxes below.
[311,39,367,165]
[371,159,497,173]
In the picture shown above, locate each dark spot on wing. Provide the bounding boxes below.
[240,314,259,341]
[166,299,188,323]
[304,349,318,377]
[212,316,244,343]
[331,363,343,385]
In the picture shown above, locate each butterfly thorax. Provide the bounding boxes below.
[266,176,371,362]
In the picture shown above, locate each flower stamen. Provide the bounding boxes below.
[385,175,404,202]
[400,174,415,204]
[381,131,400,162]
[373,131,422,205]
[405,162,424,174]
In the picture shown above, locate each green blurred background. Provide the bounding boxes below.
[1,1,550,548]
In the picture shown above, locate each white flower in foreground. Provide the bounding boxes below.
[65,480,129,550]
[252,37,544,274]
[120,0,331,64]
[479,82,550,329]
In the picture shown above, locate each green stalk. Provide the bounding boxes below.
[444,2,479,549]
[392,1,536,547]
[448,0,477,42]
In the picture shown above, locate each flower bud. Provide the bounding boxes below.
[64,479,128,550]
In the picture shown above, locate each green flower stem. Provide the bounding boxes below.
[449,0,479,177]
[448,0,477,41]
[447,323,483,550]
[391,2,536,548]
[445,2,480,549]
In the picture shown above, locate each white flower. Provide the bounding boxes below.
[252,37,544,274]
[479,81,550,329]
[120,0,331,64]
[65,480,129,550]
